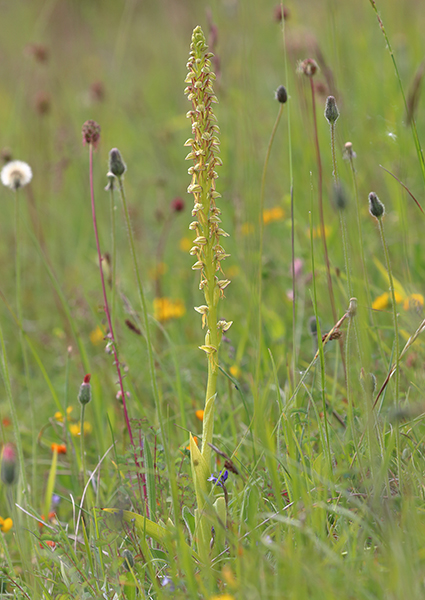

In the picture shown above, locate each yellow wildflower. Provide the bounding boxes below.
[372,291,404,311]
[153,297,186,322]
[54,406,73,422]
[263,206,285,225]
[209,595,235,600]
[403,293,424,312]
[0,517,13,533]
[89,326,105,346]
[229,365,241,378]
[69,421,92,437]
[180,237,192,252]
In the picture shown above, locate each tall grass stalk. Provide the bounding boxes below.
[369,192,401,484]
[84,129,134,448]
[113,158,179,520]
[255,91,286,389]
[301,61,338,327]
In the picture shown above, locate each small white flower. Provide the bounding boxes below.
[1,160,32,191]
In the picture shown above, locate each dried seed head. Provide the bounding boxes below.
[275,85,288,104]
[298,58,319,78]
[368,192,385,219]
[82,120,101,149]
[108,148,126,177]
[1,160,32,190]
[324,95,339,124]
[343,141,356,160]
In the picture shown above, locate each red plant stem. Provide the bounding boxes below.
[88,144,134,445]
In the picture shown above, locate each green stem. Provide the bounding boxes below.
[116,176,179,519]
[80,403,86,482]
[377,218,401,485]
[255,104,284,388]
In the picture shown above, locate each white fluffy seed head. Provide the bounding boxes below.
[1,160,32,190]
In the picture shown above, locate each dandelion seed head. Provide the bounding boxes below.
[1,160,32,191]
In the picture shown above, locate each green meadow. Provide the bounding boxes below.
[1,0,425,598]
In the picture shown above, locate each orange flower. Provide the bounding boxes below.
[263,206,285,225]
[40,540,56,549]
[186,436,198,450]
[51,443,67,455]
[195,410,204,421]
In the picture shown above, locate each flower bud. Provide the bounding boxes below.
[324,96,339,124]
[78,374,92,405]
[368,192,385,219]
[275,85,288,104]
[108,148,126,177]
[1,443,17,486]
